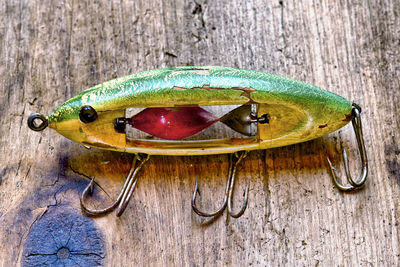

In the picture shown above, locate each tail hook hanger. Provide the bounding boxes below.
[327,103,368,191]
[192,150,250,218]
[80,153,150,217]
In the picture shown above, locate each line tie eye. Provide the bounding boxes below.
[79,106,98,123]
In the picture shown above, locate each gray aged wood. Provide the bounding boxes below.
[0,0,399,266]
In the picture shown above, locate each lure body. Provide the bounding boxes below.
[47,66,352,155]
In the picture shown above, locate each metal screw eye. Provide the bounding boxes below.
[27,113,48,131]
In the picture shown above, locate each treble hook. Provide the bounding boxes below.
[192,151,250,218]
[327,103,368,191]
[80,153,150,216]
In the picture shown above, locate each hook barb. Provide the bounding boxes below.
[80,154,149,216]
[327,103,368,191]
[191,151,250,219]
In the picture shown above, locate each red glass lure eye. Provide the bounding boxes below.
[129,107,219,140]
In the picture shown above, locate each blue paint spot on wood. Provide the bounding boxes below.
[23,207,104,266]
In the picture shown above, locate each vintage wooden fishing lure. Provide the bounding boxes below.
[28,66,368,218]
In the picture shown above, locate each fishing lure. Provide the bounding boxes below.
[28,66,368,218]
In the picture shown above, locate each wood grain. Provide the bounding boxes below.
[0,0,399,266]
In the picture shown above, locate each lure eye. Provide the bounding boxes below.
[79,106,98,123]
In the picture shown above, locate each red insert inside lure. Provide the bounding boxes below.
[129,107,220,140]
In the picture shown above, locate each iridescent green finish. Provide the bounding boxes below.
[47,66,352,155]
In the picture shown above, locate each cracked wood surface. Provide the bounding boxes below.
[0,0,399,266]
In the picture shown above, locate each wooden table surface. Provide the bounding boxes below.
[0,0,399,266]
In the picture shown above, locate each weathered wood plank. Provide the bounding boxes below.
[0,0,399,266]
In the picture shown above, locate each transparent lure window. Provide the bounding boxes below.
[123,104,260,142]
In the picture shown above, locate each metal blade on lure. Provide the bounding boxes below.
[220,105,258,136]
